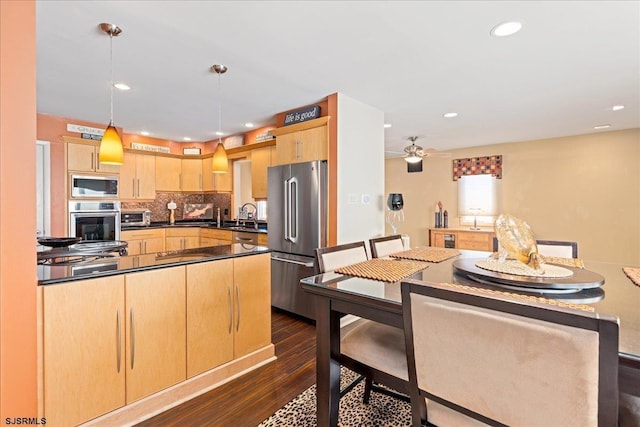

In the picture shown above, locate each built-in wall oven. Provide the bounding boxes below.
[69,201,121,241]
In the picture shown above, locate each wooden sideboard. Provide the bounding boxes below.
[429,228,496,252]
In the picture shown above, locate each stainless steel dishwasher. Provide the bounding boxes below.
[232,230,258,245]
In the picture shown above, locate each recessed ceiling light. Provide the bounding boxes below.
[140,131,149,136]
[443,112,458,118]
[215,131,224,136]
[183,137,191,141]
[384,123,392,128]
[113,82,130,91]
[593,124,611,130]
[244,123,254,128]
[491,21,522,37]
[612,105,625,111]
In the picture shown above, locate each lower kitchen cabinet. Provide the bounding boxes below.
[43,275,126,427]
[125,266,186,403]
[186,253,271,377]
[122,228,165,255]
[165,227,201,251]
[429,228,496,251]
[200,228,232,247]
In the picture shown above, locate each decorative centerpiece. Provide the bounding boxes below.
[386,193,404,235]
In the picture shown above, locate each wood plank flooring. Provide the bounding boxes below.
[135,309,316,427]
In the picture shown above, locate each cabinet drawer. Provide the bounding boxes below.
[200,229,232,240]
[122,228,165,240]
[457,232,490,243]
[165,227,201,237]
[257,233,268,246]
[458,240,490,251]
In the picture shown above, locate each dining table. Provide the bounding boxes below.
[300,248,640,427]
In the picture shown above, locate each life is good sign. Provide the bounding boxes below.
[283,105,321,126]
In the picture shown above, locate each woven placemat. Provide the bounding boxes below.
[476,259,573,278]
[541,255,585,269]
[390,247,460,263]
[437,282,595,313]
[335,258,428,283]
[623,267,640,287]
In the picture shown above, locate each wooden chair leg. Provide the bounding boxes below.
[363,377,373,404]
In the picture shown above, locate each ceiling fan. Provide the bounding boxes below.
[401,136,451,163]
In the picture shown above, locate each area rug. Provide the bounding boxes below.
[258,367,411,426]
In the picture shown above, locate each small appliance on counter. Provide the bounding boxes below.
[121,209,151,227]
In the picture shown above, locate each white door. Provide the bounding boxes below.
[36,140,51,238]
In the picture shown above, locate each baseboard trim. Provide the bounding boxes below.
[81,344,276,426]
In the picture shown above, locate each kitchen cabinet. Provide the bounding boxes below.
[165,227,201,251]
[43,275,126,426]
[257,233,268,247]
[155,156,182,192]
[271,117,329,166]
[181,158,203,192]
[125,266,186,403]
[200,228,232,247]
[120,152,156,200]
[251,146,275,199]
[186,253,271,377]
[67,141,120,173]
[203,157,233,192]
[429,228,495,252]
[122,228,165,255]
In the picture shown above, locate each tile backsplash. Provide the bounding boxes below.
[122,193,232,223]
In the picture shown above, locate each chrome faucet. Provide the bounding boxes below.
[240,203,258,229]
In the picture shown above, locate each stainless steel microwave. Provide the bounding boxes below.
[71,175,119,198]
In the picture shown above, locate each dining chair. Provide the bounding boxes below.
[369,234,405,258]
[492,237,579,258]
[314,241,409,403]
[401,280,619,427]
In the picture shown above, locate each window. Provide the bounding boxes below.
[457,175,498,227]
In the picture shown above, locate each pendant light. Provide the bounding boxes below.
[98,23,124,165]
[211,64,229,173]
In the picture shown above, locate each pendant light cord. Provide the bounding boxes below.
[218,71,222,145]
[109,33,114,124]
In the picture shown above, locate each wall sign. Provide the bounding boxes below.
[131,142,171,153]
[67,124,104,136]
[452,155,502,180]
[283,105,321,126]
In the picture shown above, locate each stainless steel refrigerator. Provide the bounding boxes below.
[268,160,327,320]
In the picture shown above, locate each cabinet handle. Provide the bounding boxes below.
[137,178,140,197]
[116,309,122,373]
[228,285,233,334]
[130,308,135,370]
[139,241,143,254]
[199,174,202,189]
[132,178,136,197]
[143,241,147,253]
[91,152,95,170]
[235,286,241,332]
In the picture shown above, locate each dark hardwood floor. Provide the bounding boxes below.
[135,309,316,427]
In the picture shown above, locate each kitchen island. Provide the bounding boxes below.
[37,244,274,426]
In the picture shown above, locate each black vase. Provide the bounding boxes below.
[387,193,404,211]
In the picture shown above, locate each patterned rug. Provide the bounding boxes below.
[258,367,411,426]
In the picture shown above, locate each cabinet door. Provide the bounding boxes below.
[136,154,156,199]
[299,126,328,162]
[274,132,298,165]
[144,236,164,254]
[186,259,234,377]
[251,146,272,199]
[184,235,201,249]
[67,142,97,172]
[233,253,271,358]
[43,275,126,426]
[125,266,186,403]
[165,236,184,251]
[155,156,182,191]
[181,158,203,191]
[126,239,144,255]
[430,230,446,248]
[202,157,214,191]
[119,152,137,199]
[214,159,233,192]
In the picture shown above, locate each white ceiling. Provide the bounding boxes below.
[36,1,640,156]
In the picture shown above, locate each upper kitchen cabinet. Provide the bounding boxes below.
[155,156,182,192]
[271,117,329,166]
[120,152,156,200]
[202,156,233,192]
[250,146,275,199]
[66,139,120,174]
[181,158,203,192]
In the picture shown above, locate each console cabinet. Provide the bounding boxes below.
[429,228,495,252]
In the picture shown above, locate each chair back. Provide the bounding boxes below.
[401,280,619,427]
[314,241,368,273]
[369,235,405,258]
[493,237,578,258]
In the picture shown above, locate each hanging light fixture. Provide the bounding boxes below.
[211,64,229,173]
[98,23,124,165]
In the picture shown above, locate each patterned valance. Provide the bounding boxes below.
[452,155,502,181]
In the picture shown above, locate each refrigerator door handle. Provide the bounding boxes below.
[272,256,315,268]
[289,177,298,243]
[283,178,290,241]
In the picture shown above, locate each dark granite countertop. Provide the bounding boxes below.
[38,244,271,285]
[121,221,268,234]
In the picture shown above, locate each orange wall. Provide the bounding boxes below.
[0,0,38,418]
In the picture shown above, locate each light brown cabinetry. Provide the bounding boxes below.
[67,141,120,173]
[165,227,201,250]
[155,156,182,192]
[181,158,203,192]
[43,275,126,426]
[251,146,275,199]
[122,229,165,255]
[258,233,268,246]
[125,266,186,403]
[202,157,233,192]
[120,152,156,199]
[270,117,329,166]
[429,228,495,252]
[200,228,232,247]
[185,253,271,377]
